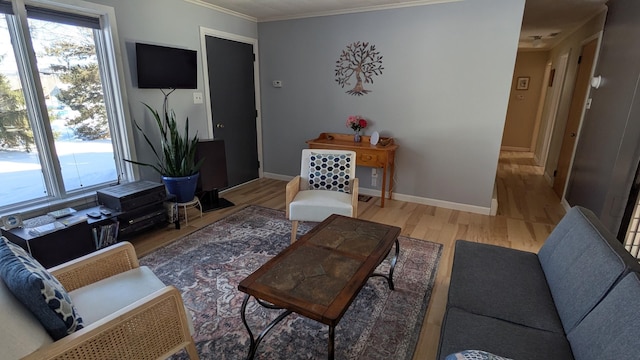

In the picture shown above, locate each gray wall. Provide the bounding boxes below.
[566,0,640,234]
[85,0,258,181]
[258,0,524,210]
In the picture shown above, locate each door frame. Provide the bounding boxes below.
[199,27,263,179]
[555,32,603,202]
[537,51,570,170]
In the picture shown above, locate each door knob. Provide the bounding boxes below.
[216,123,225,128]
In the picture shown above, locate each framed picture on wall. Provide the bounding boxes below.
[516,76,530,90]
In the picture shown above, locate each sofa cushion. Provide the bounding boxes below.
[437,307,575,360]
[0,277,53,359]
[567,272,640,360]
[0,237,83,340]
[447,240,564,333]
[537,206,640,333]
[308,152,352,193]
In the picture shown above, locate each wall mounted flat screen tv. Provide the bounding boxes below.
[136,43,197,89]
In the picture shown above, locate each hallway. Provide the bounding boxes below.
[495,151,566,249]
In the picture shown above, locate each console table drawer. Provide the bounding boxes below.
[357,152,385,167]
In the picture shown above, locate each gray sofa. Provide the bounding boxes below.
[437,206,640,360]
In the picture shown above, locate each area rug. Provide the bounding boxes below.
[358,194,372,202]
[140,205,442,360]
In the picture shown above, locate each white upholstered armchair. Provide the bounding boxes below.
[286,149,359,243]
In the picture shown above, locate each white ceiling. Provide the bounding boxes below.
[191,0,609,50]
[519,0,608,49]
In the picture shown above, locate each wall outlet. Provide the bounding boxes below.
[272,80,283,88]
[193,92,203,104]
[371,168,378,178]
[372,177,377,187]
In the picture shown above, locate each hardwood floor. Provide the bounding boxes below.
[130,151,566,360]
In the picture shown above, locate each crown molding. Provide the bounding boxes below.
[184,0,461,23]
[183,0,257,22]
[258,0,461,22]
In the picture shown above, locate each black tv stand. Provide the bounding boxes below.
[199,189,234,212]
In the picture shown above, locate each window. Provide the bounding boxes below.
[0,0,132,213]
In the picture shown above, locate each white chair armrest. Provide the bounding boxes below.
[286,176,301,218]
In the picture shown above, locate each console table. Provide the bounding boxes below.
[306,132,398,207]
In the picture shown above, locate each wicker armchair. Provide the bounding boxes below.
[16,242,199,360]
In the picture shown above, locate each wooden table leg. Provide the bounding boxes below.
[388,160,395,200]
[381,165,387,208]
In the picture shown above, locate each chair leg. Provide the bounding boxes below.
[185,340,200,360]
[291,221,299,244]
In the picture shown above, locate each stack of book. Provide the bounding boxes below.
[93,222,119,249]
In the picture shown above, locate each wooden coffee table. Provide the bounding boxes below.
[238,214,401,360]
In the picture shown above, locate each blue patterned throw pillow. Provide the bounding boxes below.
[445,350,513,360]
[308,152,352,193]
[0,237,83,340]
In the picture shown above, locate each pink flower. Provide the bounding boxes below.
[346,115,367,132]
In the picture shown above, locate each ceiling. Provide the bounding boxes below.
[193,0,609,50]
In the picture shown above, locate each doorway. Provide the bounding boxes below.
[552,38,599,198]
[536,52,570,169]
[200,28,262,188]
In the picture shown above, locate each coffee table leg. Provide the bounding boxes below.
[387,239,400,290]
[328,325,335,360]
[241,294,293,360]
[371,238,400,290]
[240,295,257,359]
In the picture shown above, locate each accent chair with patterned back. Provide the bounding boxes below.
[286,149,359,243]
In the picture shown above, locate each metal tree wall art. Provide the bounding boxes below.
[335,41,384,96]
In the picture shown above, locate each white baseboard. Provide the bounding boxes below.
[219,178,260,194]
[352,186,492,215]
[357,187,385,198]
[392,193,492,215]
[263,173,492,215]
[544,172,554,186]
[263,172,293,182]
[490,183,498,216]
[533,153,543,166]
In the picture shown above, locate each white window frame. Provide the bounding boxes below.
[0,0,135,215]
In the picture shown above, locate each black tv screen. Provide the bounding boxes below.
[136,43,197,89]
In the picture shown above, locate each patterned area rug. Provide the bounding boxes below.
[140,205,442,360]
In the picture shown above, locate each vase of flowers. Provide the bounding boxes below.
[346,115,367,142]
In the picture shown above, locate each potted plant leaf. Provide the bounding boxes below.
[125,103,204,203]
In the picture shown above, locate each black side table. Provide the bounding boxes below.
[1,206,118,268]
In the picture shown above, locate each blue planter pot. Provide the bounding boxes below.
[162,173,199,203]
